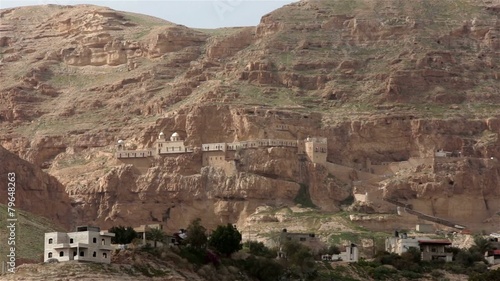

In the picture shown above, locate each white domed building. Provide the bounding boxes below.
[154,131,190,155]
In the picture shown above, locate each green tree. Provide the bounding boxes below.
[471,236,492,255]
[281,240,318,280]
[146,227,166,248]
[184,218,207,250]
[208,224,242,257]
[109,226,138,245]
[246,241,276,258]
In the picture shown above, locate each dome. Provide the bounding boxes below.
[118,139,124,144]
[159,132,165,136]
[171,132,179,137]
[158,132,165,139]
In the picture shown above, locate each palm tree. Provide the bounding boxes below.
[146,228,166,248]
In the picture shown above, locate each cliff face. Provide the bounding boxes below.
[0,146,71,229]
[0,1,499,233]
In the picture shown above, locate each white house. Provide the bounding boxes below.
[44,226,115,264]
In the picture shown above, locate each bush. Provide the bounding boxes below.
[370,265,398,280]
[469,268,500,281]
[184,218,207,250]
[208,224,242,257]
[245,241,276,258]
[109,226,138,244]
[242,256,284,281]
[179,247,207,266]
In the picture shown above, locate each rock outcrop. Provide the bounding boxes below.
[0,145,72,229]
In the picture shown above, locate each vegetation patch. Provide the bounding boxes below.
[294,183,317,208]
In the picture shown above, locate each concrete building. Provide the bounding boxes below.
[278,229,325,257]
[339,244,359,262]
[418,239,453,262]
[44,226,115,264]
[385,232,452,262]
[323,244,360,262]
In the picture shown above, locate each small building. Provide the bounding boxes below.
[278,229,324,257]
[485,250,500,265]
[418,239,452,262]
[133,224,164,247]
[385,232,452,262]
[44,226,115,264]
[385,232,419,255]
[334,244,359,262]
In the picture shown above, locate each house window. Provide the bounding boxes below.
[93,252,97,257]
[431,247,437,253]
[102,239,105,245]
[80,251,85,257]
[48,252,52,258]
[48,238,53,244]
[70,238,74,243]
[103,253,108,259]
[93,237,97,243]
[60,251,64,257]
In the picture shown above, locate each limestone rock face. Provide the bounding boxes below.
[0,146,72,229]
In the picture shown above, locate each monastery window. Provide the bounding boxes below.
[102,239,105,245]
[48,252,52,258]
[60,251,64,257]
[48,238,53,244]
[158,149,161,154]
[80,251,85,257]
[73,251,77,257]
[103,253,108,259]
[70,238,74,243]
[93,251,97,257]
[93,237,97,243]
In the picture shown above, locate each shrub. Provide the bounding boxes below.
[208,224,242,257]
[245,241,276,258]
[242,256,284,281]
[469,268,500,281]
[109,226,138,244]
[184,218,207,250]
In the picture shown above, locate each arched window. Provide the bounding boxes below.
[70,238,74,243]
[102,239,105,245]
[93,252,97,257]
[48,238,53,244]
[48,252,52,258]
[59,251,64,257]
[93,237,97,243]
[103,253,108,259]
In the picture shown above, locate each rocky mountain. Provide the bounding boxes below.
[0,0,499,237]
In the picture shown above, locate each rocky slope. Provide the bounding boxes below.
[0,146,72,229]
[0,0,499,236]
